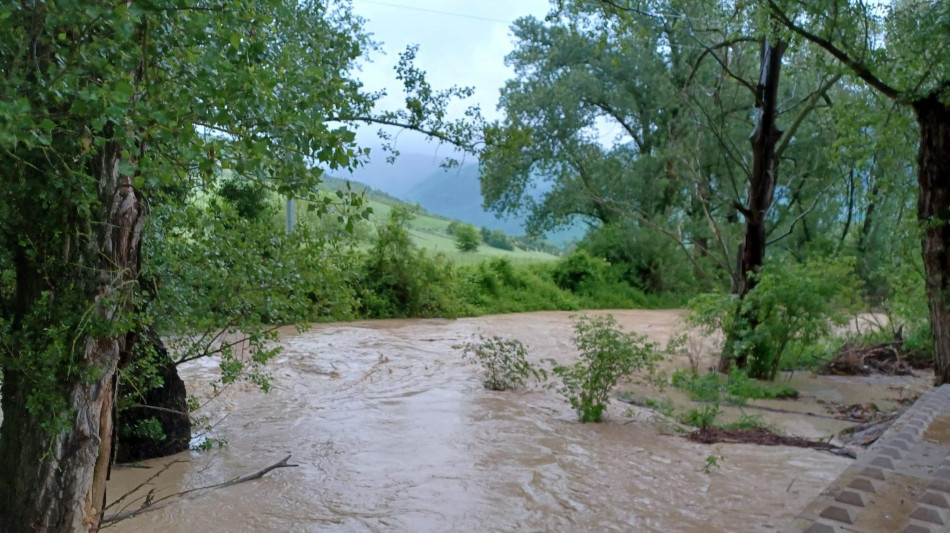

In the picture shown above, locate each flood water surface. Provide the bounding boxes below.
[108,311,894,532]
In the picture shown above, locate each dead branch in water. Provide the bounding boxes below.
[105,459,187,514]
[825,339,913,376]
[101,455,297,527]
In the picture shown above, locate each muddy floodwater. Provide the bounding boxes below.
[107,310,930,532]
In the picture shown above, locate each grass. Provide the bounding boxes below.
[298,190,561,266]
[670,369,799,404]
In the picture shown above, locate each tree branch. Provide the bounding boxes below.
[683,37,759,94]
[101,455,297,526]
[767,0,901,101]
[776,72,842,158]
[766,179,837,246]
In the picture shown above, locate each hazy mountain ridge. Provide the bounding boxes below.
[342,153,583,246]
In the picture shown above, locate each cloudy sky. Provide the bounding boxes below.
[347,0,552,155]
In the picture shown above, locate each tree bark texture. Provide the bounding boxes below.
[0,140,145,533]
[719,39,787,374]
[914,96,950,386]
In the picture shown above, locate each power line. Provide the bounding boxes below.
[353,0,517,24]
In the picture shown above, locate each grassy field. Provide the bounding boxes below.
[297,184,562,265]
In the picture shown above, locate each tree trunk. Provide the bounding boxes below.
[0,139,145,532]
[914,96,950,386]
[718,39,787,375]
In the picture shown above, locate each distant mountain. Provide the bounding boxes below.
[403,164,527,236]
[343,152,446,198]
[341,153,585,247]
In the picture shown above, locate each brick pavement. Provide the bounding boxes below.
[784,384,950,533]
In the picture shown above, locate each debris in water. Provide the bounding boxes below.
[687,427,854,457]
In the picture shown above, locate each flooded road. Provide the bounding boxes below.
[107,310,918,532]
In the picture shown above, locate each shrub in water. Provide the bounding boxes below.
[550,315,662,422]
[463,335,545,391]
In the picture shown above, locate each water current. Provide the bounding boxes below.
[108,310,926,532]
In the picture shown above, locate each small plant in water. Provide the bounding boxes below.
[703,449,725,473]
[679,403,722,429]
[463,335,545,390]
[550,314,661,423]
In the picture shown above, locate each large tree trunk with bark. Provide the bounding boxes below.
[0,139,145,532]
[719,39,787,375]
[914,96,950,386]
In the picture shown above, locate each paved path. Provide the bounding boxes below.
[785,385,950,533]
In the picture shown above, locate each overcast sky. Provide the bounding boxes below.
[347,0,552,156]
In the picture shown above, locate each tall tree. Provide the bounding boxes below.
[768,0,950,384]
[0,1,474,530]
[721,36,788,372]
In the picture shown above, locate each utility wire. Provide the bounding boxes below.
[353,0,517,24]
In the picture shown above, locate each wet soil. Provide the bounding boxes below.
[105,310,932,532]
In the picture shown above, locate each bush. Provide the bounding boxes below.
[579,222,703,295]
[462,335,545,390]
[551,249,607,292]
[689,255,862,379]
[550,315,662,422]
[457,260,579,315]
[670,369,798,404]
[679,404,721,429]
[356,207,463,318]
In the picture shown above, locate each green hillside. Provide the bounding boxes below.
[340,155,585,248]
[311,176,562,264]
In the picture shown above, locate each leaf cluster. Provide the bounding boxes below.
[688,255,862,379]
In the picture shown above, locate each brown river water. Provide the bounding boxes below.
[106,310,930,532]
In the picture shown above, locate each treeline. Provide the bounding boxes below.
[164,183,684,328]
[446,220,561,255]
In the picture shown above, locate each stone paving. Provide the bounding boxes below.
[784,384,950,533]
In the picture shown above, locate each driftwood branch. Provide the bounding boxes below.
[105,460,186,513]
[101,455,297,527]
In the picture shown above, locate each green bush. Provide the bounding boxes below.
[550,315,662,422]
[356,207,463,318]
[458,260,579,315]
[579,222,704,295]
[689,255,862,379]
[551,249,607,292]
[462,335,545,390]
[679,404,721,429]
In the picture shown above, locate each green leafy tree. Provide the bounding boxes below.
[453,223,481,252]
[766,0,950,384]
[0,1,478,529]
[482,1,852,303]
